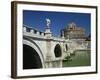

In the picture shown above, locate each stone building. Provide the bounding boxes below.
[61,22,86,39]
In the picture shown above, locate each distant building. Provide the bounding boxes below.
[61,22,86,39]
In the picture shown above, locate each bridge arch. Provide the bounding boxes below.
[54,44,62,58]
[23,39,45,69]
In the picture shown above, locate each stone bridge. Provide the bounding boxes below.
[23,25,89,69]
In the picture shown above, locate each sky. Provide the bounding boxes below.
[23,10,91,37]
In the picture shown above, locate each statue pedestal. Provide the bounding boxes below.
[45,28,52,38]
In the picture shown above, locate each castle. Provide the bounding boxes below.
[61,22,86,39]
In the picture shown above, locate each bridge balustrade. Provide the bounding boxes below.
[23,26,45,37]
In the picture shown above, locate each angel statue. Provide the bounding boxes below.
[46,18,51,28]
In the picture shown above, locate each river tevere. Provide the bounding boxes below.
[63,50,91,67]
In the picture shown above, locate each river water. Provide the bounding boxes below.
[63,50,91,67]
